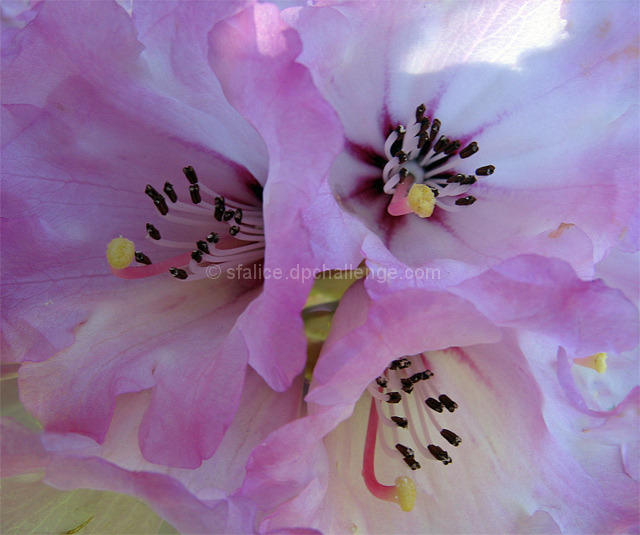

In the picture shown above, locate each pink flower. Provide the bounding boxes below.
[277,0,639,277]
[1,0,342,469]
[238,255,639,533]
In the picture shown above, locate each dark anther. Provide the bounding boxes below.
[415,103,426,123]
[443,140,461,155]
[234,209,243,224]
[154,196,169,216]
[389,358,411,370]
[460,141,479,159]
[403,456,421,470]
[425,397,444,413]
[145,184,162,200]
[441,429,462,446]
[146,223,161,240]
[169,267,188,280]
[182,166,198,184]
[417,134,429,150]
[135,251,152,265]
[428,444,452,465]
[229,226,240,236]
[214,205,225,222]
[376,376,388,388]
[191,250,203,263]
[400,378,414,394]
[196,240,210,255]
[395,444,415,458]
[386,392,402,404]
[419,117,430,136]
[390,125,406,157]
[391,416,408,428]
[397,168,409,182]
[455,196,476,206]
[189,184,201,204]
[396,150,408,164]
[430,118,441,138]
[433,136,448,154]
[214,196,225,208]
[410,370,432,383]
[447,173,465,184]
[163,182,178,203]
[430,186,439,198]
[460,175,477,186]
[439,394,458,413]
[206,232,220,243]
[476,165,495,176]
[223,210,235,222]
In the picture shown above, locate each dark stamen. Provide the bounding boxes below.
[415,103,426,123]
[439,394,458,413]
[447,173,465,184]
[390,125,406,157]
[163,182,177,203]
[169,267,188,280]
[196,240,210,255]
[459,142,479,159]
[135,251,152,265]
[440,429,462,446]
[391,416,408,428]
[189,184,201,204]
[146,223,161,241]
[433,136,448,154]
[376,376,388,388]
[389,358,411,370]
[395,444,414,457]
[402,456,421,470]
[425,397,444,413]
[153,196,169,216]
[476,165,495,176]
[386,392,402,404]
[223,210,235,222]
[229,226,240,236]
[191,250,203,263]
[455,196,476,206]
[428,444,452,465]
[214,205,225,222]
[182,166,198,184]
[145,184,162,200]
[460,175,477,186]
[206,232,220,244]
[400,379,414,394]
[234,209,243,224]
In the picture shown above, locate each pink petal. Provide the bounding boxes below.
[208,4,345,391]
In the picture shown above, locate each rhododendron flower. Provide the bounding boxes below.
[238,255,639,533]
[2,0,342,470]
[276,0,639,278]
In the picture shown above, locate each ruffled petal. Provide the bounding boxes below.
[18,276,260,469]
[208,3,345,390]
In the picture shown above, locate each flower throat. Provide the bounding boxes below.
[106,166,265,281]
[383,104,495,219]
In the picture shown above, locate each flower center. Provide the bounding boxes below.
[362,353,461,512]
[106,166,265,281]
[383,104,495,218]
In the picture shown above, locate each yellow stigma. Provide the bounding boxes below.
[574,352,608,374]
[393,476,416,512]
[407,184,436,218]
[106,237,135,269]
